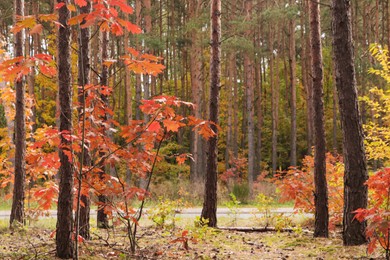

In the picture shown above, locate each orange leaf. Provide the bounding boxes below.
[176,154,188,165]
[68,14,87,26]
[103,59,117,67]
[67,4,77,12]
[30,24,43,35]
[163,119,183,132]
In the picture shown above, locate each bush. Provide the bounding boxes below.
[232,182,250,204]
[273,153,344,229]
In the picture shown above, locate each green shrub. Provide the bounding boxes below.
[232,182,250,204]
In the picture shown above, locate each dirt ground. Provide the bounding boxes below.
[0,223,384,260]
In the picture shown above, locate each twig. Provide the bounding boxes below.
[218,226,312,233]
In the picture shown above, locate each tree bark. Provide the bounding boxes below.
[10,0,26,227]
[135,0,142,121]
[77,0,92,240]
[271,29,280,175]
[189,0,205,183]
[97,31,109,229]
[304,0,314,155]
[244,0,255,191]
[331,0,368,246]
[289,0,297,167]
[309,0,329,238]
[56,1,74,257]
[201,0,220,228]
[232,54,238,158]
[225,53,234,170]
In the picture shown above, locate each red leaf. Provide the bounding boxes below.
[148,121,161,133]
[75,0,87,7]
[55,3,65,10]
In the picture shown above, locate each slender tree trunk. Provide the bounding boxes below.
[271,29,280,175]
[135,0,142,121]
[26,1,36,134]
[76,1,91,240]
[189,0,205,183]
[10,0,26,226]
[255,48,263,178]
[97,31,109,229]
[331,0,368,246]
[289,1,297,167]
[332,66,338,155]
[143,0,152,109]
[244,0,255,191]
[124,32,132,124]
[232,58,239,158]
[304,0,314,154]
[254,7,263,176]
[310,0,329,238]
[201,0,220,228]
[225,53,234,169]
[56,1,74,257]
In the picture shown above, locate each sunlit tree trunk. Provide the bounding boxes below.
[56,1,74,257]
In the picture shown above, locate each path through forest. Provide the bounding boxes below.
[0,207,302,219]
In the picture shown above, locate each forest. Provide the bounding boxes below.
[0,0,389,259]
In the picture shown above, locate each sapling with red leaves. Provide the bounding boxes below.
[354,168,390,259]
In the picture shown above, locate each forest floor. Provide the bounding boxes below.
[0,215,384,260]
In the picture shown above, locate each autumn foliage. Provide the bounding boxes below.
[274,153,344,229]
[354,168,390,257]
[0,0,217,252]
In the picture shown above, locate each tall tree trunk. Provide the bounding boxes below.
[244,0,255,191]
[143,0,152,109]
[225,53,234,169]
[271,29,280,175]
[331,0,368,246]
[26,1,36,133]
[289,0,297,167]
[255,47,263,178]
[97,31,109,229]
[201,0,220,228]
[189,0,205,183]
[135,0,142,121]
[56,1,74,258]
[304,0,313,154]
[124,31,132,124]
[76,1,92,240]
[310,0,329,238]
[232,55,239,158]
[10,0,26,226]
[332,66,338,154]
